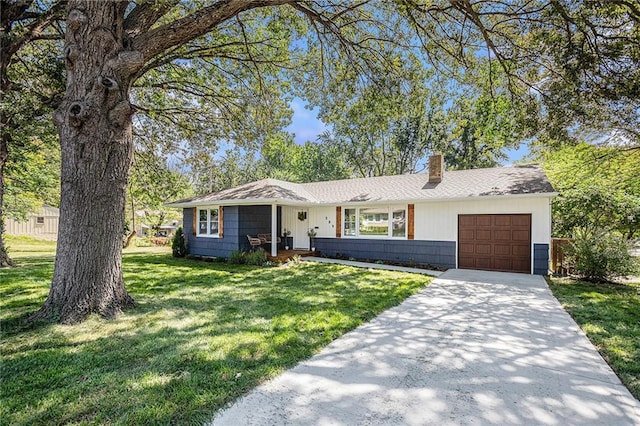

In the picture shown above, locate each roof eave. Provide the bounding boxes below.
[164,198,315,208]
[320,192,558,205]
[166,191,558,208]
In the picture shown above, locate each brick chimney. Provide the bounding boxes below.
[428,153,444,183]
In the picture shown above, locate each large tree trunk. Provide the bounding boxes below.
[1,32,15,268]
[0,132,15,268]
[32,1,136,323]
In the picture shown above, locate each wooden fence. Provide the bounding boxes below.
[551,238,573,275]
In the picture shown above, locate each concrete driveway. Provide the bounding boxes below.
[210,269,640,425]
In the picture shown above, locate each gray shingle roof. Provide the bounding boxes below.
[168,164,556,207]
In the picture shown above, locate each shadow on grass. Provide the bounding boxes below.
[1,251,429,425]
[548,277,640,400]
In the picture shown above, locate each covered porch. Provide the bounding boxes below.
[266,249,317,263]
[244,203,318,257]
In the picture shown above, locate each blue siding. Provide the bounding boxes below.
[183,206,242,258]
[314,238,456,270]
[237,205,272,251]
[533,243,549,275]
[182,205,275,257]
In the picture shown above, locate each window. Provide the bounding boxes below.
[344,208,357,236]
[392,209,406,237]
[359,208,388,236]
[36,217,45,224]
[198,207,220,237]
[343,206,406,238]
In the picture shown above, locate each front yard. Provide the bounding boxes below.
[548,277,640,400]
[0,237,430,425]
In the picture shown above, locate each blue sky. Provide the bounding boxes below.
[284,99,327,144]
[285,98,529,165]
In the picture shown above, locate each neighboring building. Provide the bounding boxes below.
[133,210,181,238]
[4,206,60,240]
[137,221,181,238]
[167,155,557,275]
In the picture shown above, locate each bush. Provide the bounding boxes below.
[172,227,187,258]
[227,250,268,266]
[245,250,267,266]
[151,237,169,246]
[133,236,154,247]
[228,250,246,265]
[566,229,638,282]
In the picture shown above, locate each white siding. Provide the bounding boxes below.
[308,206,336,238]
[281,206,296,236]
[414,196,553,244]
[5,206,60,239]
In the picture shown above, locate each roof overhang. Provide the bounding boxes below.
[166,192,558,209]
[164,198,314,208]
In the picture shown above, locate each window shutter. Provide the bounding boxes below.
[192,207,197,236]
[408,204,415,240]
[336,206,341,238]
[219,206,224,238]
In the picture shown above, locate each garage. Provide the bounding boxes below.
[458,214,531,273]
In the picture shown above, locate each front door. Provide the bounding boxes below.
[294,209,309,249]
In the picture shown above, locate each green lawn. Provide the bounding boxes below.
[0,236,431,425]
[548,277,640,400]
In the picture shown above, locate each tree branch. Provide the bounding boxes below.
[1,0,34,28]
[124,0,179,37]
[132,0,292,66]
[2,0,66,61]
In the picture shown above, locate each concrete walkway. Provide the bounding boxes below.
[210,269,640,425]
[301,256,442,277]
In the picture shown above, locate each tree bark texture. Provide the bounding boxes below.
[0,131,15,268]
[32,1,136,323]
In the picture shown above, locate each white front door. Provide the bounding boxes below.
[294,209,309,249]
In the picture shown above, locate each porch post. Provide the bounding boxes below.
[271,203,278,257]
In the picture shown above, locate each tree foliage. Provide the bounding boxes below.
[2,0,639,321]
[566,229,639,282]
[311,53,448,177]
[1,29,64,266]
[171,226,187,258]
[400,0,640,146]
[542,143,640,239]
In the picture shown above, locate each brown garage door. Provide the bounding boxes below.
[458,214,531,273]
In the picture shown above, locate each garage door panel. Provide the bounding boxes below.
[459,243,475,254]
[494,244,512,256]
[476,215,491,226]
[512,230,530,241]
[493,258,513,271]
[512,244,530,256]
[511,215,531,226]
[476,230,491,240]
[459,216,477,227]
[493,215,513,226]
[475,244,492,255]
[458,214,531,274]
[458,258,475,268]
[493,230,512,241]
[512,259,530,272]
[459,229,476,240]
[475,257,492,269]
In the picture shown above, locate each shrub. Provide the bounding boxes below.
[227,250,268,266]
[228,250,246,265]
[151,237,169,246]
[565,229,638,282]
[172,227,187,258]
[133,236,154,247]
[245,249,267,266]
